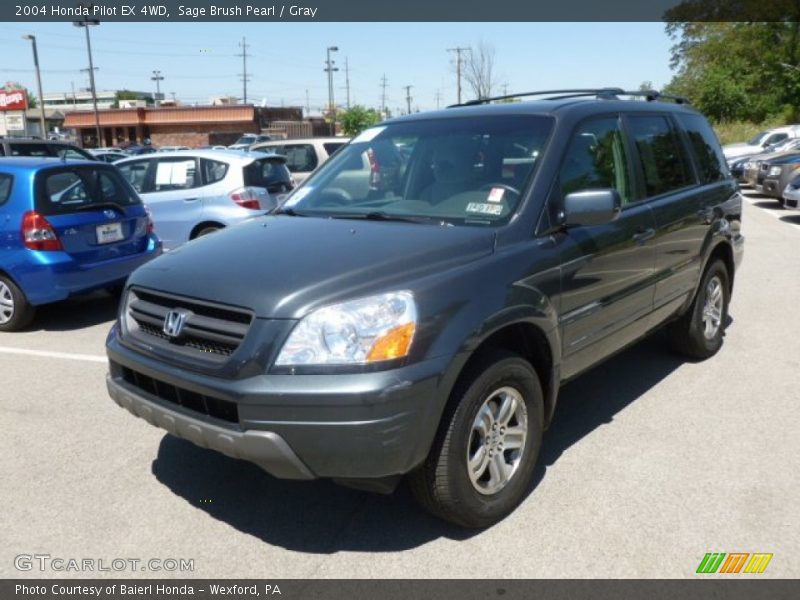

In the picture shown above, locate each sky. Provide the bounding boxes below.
[0,22,676,114]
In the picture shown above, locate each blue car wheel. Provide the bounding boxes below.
[0,275,35,332]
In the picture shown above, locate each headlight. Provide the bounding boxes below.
[768,166,782,176]
[275,291,417,366]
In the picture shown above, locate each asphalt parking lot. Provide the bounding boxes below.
[1,193,799,579]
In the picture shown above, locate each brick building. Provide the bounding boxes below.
[62,105,318,148]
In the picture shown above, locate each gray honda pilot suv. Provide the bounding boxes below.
[106,88,744,528]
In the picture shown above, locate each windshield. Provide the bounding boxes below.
[234,135,256,145]
[747,131,769,146]
[282,115,553,226]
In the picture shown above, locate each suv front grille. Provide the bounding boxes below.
[125,288,253,361]
[118,364,239,424]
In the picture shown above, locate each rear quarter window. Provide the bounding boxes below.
[0,173,12,206]
[677,113,730,184]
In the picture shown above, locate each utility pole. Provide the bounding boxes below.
[73,14,102,147]
[305,89,310,117]
[404,85,413,115]
[379,74,388,117]
[324,46,339,131]
[22,35,46,138]
[447,46,469,104]
[501,82,509,96]
[435,90,442,110]
[237,37,250,104]
[344,57,351,109]
[151,70,164,106]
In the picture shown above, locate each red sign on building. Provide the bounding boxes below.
[0,89,28,111]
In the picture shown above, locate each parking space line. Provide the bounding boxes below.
[0,346,107,364]
[741,191,800,231]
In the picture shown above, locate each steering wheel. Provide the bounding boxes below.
[479,183,521,196]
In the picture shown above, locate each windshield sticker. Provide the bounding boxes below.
[466,202,503,216]
[487,187,505,203]
[351,126,386,144]
[283,186,312,207]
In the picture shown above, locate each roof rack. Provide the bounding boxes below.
[448,88,689,107]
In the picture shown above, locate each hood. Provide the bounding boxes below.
[129,215,495,319]
[765,151,800,165]
[722,143,760,159]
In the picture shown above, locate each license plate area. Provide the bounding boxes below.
[96,222,124,244]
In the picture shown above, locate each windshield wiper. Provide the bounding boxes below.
[329,211,445,225]
[272,206,307,216]
[74,201,127,213]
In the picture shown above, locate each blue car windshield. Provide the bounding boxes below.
[282,115,554,226]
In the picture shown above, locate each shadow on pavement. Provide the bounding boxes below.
[779,214,800,225]
[27,291,119,332]
[152,332,687,552]
[752,200,783,209]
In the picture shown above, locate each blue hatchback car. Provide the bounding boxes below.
[0,158,161,331]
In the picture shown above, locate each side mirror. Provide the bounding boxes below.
[563,189,622,227]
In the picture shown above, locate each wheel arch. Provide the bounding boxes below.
[189,221,225,239]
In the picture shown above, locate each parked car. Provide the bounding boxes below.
[114,149,290,250]
[106,88,743,528]
[89,149,129,163]
[157,146,191,153]
[758,155,800,204]
[781,172,800,209]
[197,145,228,151]
[250,137,349,183]
[115,143,157,156]
[743,147,800,189]
[228,133,272,150]
[0,137,95,160]
[722,125,800,161]
[0,158,161,331]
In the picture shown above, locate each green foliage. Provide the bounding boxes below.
[339,105,382,136]
[26,91,37,109]
[664,10,800,125]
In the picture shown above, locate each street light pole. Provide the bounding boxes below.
[22,35,47,139]
[73,14,102,148]
[325,46,339,133]
[151,70,164,106]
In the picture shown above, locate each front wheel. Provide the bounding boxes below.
[0,275,35,332]
[668,259,730,359]
[408,350,543,528]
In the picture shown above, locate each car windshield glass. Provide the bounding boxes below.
[747,131,769,145]
[234,135,256,145]
[282,115,553,226]
[36,166,140,215]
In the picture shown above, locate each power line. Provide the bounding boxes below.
[236,36,250,104]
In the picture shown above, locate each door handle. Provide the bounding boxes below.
[183,197,199,202]
[632,227,655,244]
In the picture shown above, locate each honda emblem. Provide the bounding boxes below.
[163,310,189,338]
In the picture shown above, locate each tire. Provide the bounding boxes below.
[408,350,544,528]
[193,226,221,239]
[0,275,35,332]
[667,259,730,359]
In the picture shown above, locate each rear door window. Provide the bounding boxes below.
[0,173,12,205]
[36,166,140,215]
[323,142,347,155]
[677,113,730,184]
[627,115,694,197]
[153,158,199,191]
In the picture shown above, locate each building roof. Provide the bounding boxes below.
[63,105,257,128]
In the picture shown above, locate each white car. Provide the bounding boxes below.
[251,137,349,184]
[723,126,800,162]
[114,150,293,250]
[157,146,191,153]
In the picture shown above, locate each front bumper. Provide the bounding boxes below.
[106,329,455,481]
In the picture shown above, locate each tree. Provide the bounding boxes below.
[463,41,497,100]
[663,3,800,122]
[339,105,382,136]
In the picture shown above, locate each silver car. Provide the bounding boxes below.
[115,150,289,250]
